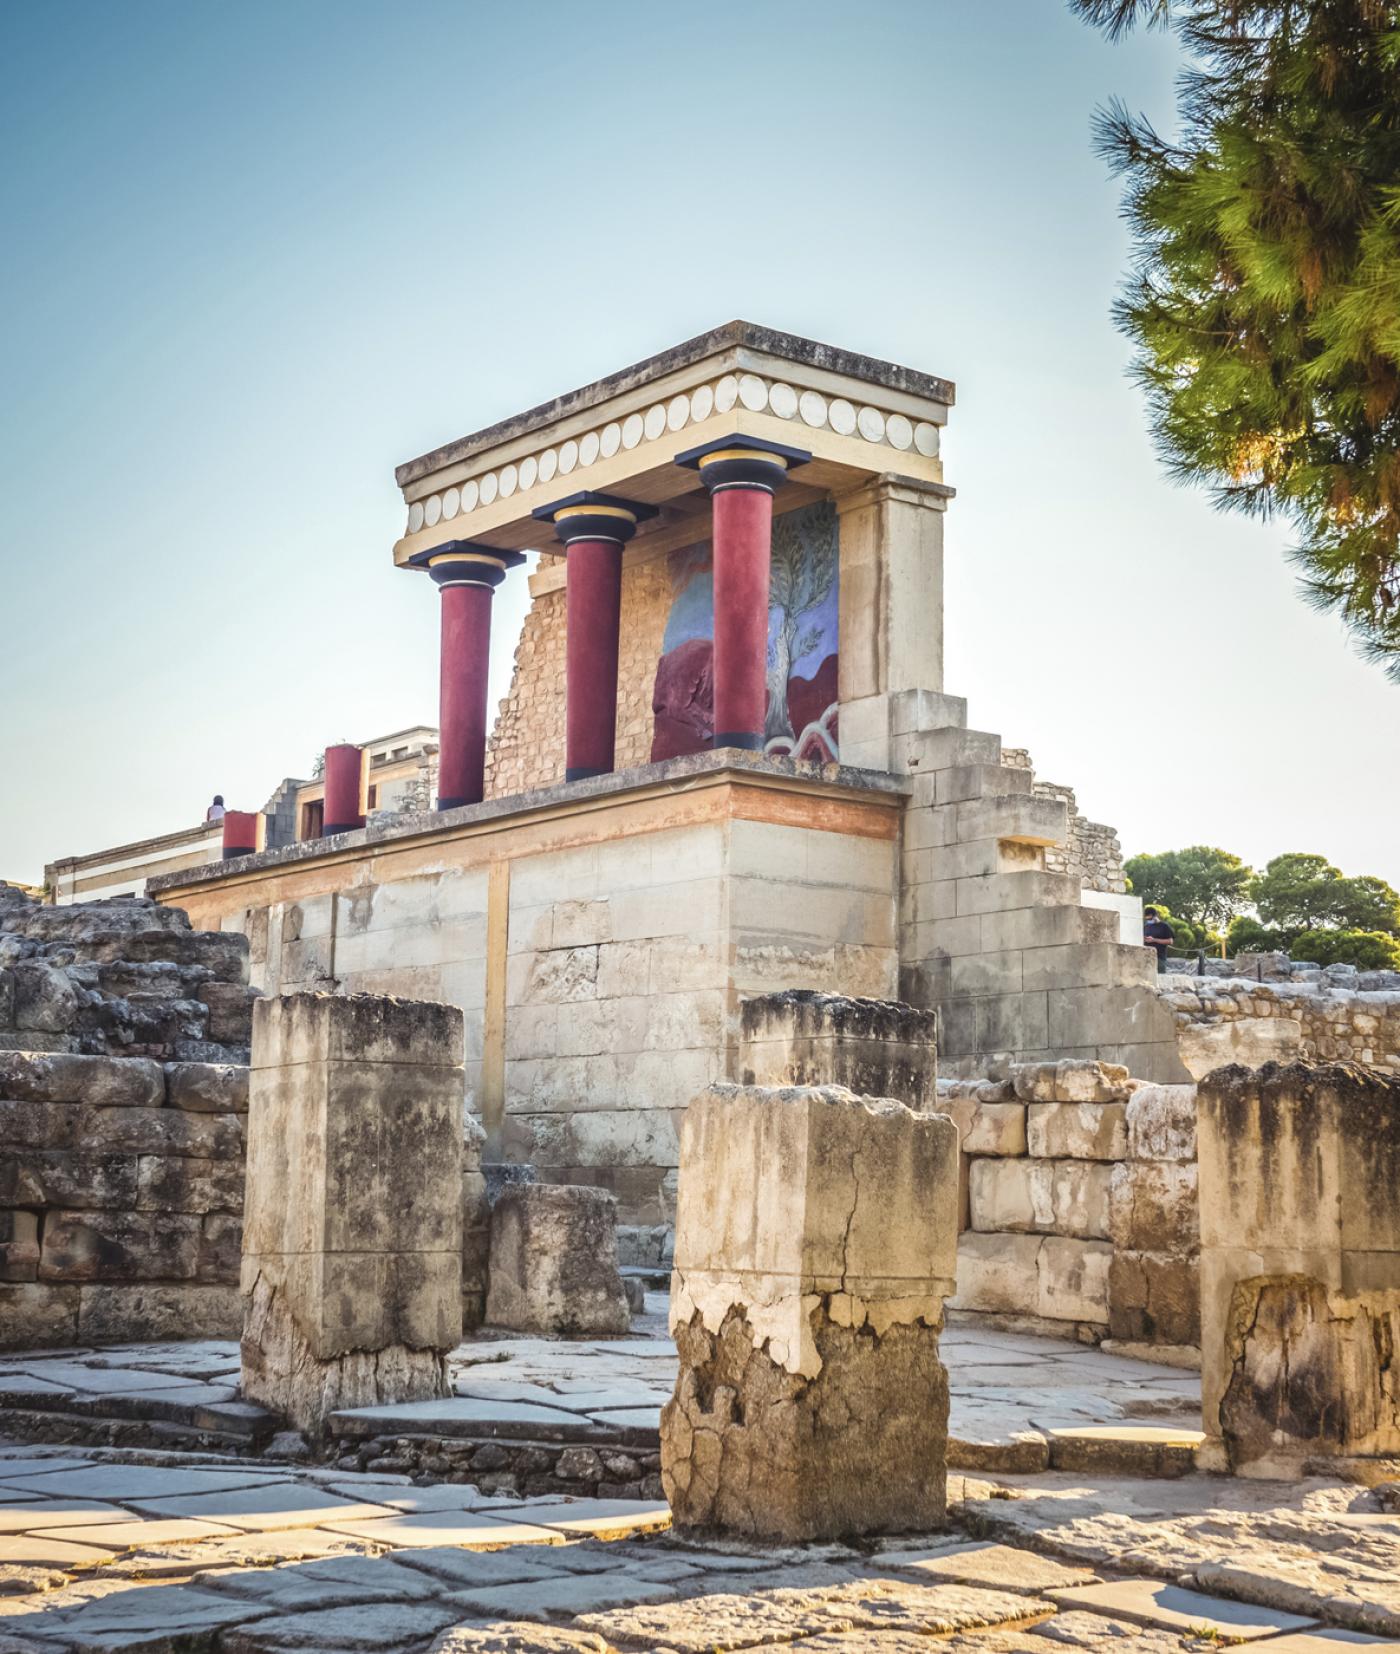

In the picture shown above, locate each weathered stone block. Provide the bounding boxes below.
[1108,1251,1200,1347]
[737,991,938,1113]
[199,1213,242,1282]
[12,962,80,1032]
[0,1281,80,1348]
[1037,1235,1111,1324]
[39,1210,202,1283]
[78,1282,240,1343]
[485,1184,628,1335]
[968,1158,1112,1239]
[0,1098,82,1149]
[83,1106,244,1159]
[1012,1059,1132,1105]
[198,981,261,1043]
[1108,1161,1198,1253]
[1026,1101,1127,1160]
[241,993,464,1434]
[136,1154,244,1214]
[164,1061,249,1113]
[1177,1016,1303,1079]
[951,1230,1042,1316]
[1198,1061,1400,1473]
[1125,1083,1197,1161]
[0,1051,164,1108]
[934,1096,1027,1156]
[663,1083,957,1540]
[0,1151,138,1211]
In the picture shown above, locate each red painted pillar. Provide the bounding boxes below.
[221,810,260,859]
[322,744,366,836]
[675,437,811,751]
[533,493,657,781]
[426,543,525,809]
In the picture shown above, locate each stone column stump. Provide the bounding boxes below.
[662,1082,959,1541]
[485,1183,629,1335]
[240,993,464,1434]
[1198,1060,1400,1479]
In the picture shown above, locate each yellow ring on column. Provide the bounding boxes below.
[695,448,789,470]
[552,503,639,524]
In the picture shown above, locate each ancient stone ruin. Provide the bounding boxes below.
[662,1081,958,1540]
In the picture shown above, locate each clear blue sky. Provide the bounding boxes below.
[2,0,1396,889]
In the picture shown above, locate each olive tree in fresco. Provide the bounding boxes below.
[765,503,837,742]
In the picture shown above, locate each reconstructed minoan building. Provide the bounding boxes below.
[150,322,1187,1234]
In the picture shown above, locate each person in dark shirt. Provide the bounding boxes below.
[1143,906,1174,972]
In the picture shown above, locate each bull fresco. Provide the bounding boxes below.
[650,500,839,763]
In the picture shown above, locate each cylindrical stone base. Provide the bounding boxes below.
[565,538,623,782]
[711,486,773,750]
[438,582,494,809]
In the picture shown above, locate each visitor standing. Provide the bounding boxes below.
[206,795,226,822]
[1143,906,1174,972]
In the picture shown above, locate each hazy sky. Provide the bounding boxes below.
[2,0,1396,890]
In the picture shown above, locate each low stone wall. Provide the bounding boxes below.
[0,1050,247,1349]
[1162,973,1400,1079]
[943,1060,1199,1354]
[0,886,254,1063]
[1000,751,1127,895]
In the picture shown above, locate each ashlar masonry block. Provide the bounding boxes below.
[241,993,463,1434]
[663,1082,958,1540]
[737,991,938,1113]
[1198,1061,1400,1476]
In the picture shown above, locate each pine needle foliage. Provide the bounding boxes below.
[1073,0,1400,679]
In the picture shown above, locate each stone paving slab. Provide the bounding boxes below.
[444,1571,680,1622]
[429,1628,608,1654]
[498,1500,670,1539]
[220,1598,460,1652]
[1048,1576,1320,1639]
[124,1483,395,1532]
[28,1516,241,1551]
[319,1511,568,1549]
[866,1541,1098,1594]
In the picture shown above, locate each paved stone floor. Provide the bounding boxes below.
[1,1314,1396,1651]
[0,1301,1205,1476]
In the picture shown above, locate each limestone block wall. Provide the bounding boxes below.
[943,1060,1199,1352]
[0,1051,247,1350]
[1161,973,1400,1079]
[1000,752,1127,895]
[0,887,255,1064]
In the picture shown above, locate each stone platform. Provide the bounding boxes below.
[0,1303,1203,1492]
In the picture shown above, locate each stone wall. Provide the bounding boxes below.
[944,1059,1199,1353]
[0,1050,247,1350]
[0,887,255,1063]
[1000,751,1127,895]
[1161,973,1400,1079]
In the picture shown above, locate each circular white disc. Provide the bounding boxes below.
[857,405,886,442]
[406,501,425,534]
[886,413,913,451]
[644,403,667,440]
[667,393,690,431]
[768,382,797,419]
[914,422,939,457]
[829,398,857,435]
[600,422,622,458]
[499,463,518,498]
[538,449,558,483]
[738,374,767,411]
[621,413,645,449]
[691,383,714,422]
[714,375,739,413]
[423,494,442,528]
[461,479,479,512]
[518,454,538,490]
[441,486,460,520]
[479,472,498,506]
[799,391,828,428]
[559,439,579,475]
[579,430,600,467]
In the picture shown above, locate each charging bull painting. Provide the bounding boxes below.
[651,500,839,763]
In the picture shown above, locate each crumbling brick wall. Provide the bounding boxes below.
[943,1060,1199,1353]
[0,1051,247,1349]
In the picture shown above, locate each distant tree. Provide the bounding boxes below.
[1328,873,1400,933]
[1250,852,1400,935]
[1290,928,1400,969]
[1124,846,1252,930]
[1071,0,1400,679]
[1225,914,1287,955]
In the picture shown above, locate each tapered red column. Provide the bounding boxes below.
[322,745,366,837]
[426,543,525,810]
[221,810,261,859]
[676,437,811,751]
[533,492,657,781]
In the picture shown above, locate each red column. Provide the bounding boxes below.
[425,544,524,810]
[675,437,811,752]
[533,493,657,782]
[322,744,366,836]
[221,810,260,859]
[437,580,494,808]
[565,539,623,780]
[710,486,775,750]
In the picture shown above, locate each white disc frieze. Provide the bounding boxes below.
[667,393,690,431]
[442,486,460,520]
[829,398,856,435]
[461,479,479,512]
[600,422,621,458]
[644,402,667,440]
[538,449,558,483]
[714,374,739,413]
[519,455,538,490]
[479,472,499,506]
[857,405,886,442]
[799,390,828,428]
[499,463,518,498]
[406,501,425,534]
[738,373,768,411]
[691,383,714,422]
[621,412,645,449]
[768,382,797,419]
[886,413,913,451]
[423,494,442,528]
[579,430,600,467]
[559,439,579,475]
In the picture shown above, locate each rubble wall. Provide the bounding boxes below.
[1161,973,1400,1079]
[0,1050,247,1349]
[943,1060,1199,1354]
[1000,751,1127,895]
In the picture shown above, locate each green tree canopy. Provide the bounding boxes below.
[1124,845,1253,929]
[1250,851,1400,934]
[1072,0,1400,679]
